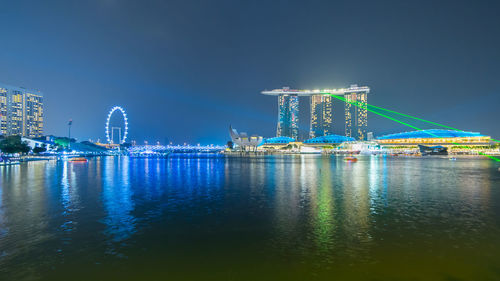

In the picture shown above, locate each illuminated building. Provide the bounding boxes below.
[336,141,385,154]
[260,136,297,149]
[0,82,43,137]
[276,92,299,139]
[23,92,44,137]
[262,85,370,140]
[367,132,374,141]
[310,95,333,138]
[229,125,263,151]
[0,87,7,134]
[376,129,491,146]
[344,86,368,140]
[262,136,295,145]
[303,134,354,146]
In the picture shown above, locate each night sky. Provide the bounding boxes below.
[1,0,499,144]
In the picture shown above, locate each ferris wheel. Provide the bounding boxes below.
[105,106,128,144]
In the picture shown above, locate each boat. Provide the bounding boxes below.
[344,156,358,162]
[449,157,457,161]
[69,157,88,162]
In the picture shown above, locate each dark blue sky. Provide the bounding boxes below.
[1,0,499,144]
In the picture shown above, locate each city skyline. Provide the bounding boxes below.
[0,0,499,143]
[1,2,500,280]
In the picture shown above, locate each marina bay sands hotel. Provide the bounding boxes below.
[261,84,370,140]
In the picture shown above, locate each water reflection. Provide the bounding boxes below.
[102,156,136,245]
[60,161,80,233]
[0,171,6,241]
[311,157,335,255]
[0,156,498,280]
[271,156,303,251]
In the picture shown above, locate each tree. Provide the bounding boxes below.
[0,136,31,154]
[20,143,31,154]
[53,137,76,148]
[33,144,47,154]
[227,141,234,149]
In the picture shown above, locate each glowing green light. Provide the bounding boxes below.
[325,94,500,162]
[326,93,500,143]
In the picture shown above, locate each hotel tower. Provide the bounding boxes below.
[0,82,44,138]
[276,89,299,139]
[310,95,334,138]
[344,90,368,141]
[262,85,370,140]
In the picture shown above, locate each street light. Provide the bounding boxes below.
[68,119,73,149]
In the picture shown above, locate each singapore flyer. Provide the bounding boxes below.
[105,106,128,144]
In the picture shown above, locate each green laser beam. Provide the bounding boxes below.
[326,94,500,162]
[324,93,500,143]
[367,107,500,162]
[335,94,500,161]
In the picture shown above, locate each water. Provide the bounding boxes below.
[0,155,499,280]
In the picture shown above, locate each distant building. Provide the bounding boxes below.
[0,82,43,137]
[260,136,296,150]
[310,95,333,138]
[367,132,374,141]
[303,134,355,146]
[21,137,56,151]
[277,92,299,139]
[336,141,385,154]
[229,126,263,151]
[262,136,295,145]
[376,129,491,146]
[262,84,370,141]
[344,85,368,141]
